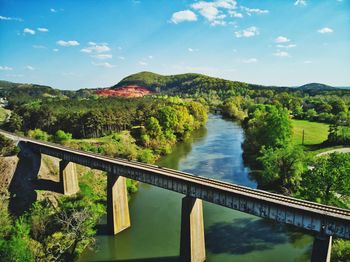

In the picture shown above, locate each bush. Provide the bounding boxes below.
[0,134,19,156]
[27,129,50,141]
[53,130,72,144]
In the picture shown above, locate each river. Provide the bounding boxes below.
[80,115,313,261]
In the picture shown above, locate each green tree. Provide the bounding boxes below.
[258,145,306,193]
[243,105,292,161]
[145,117,162,139]
[53,130,72,144]
[299,153,350,205]
[4,112,23,132]
[27,129,50,141]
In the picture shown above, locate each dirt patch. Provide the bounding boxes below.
[96,85,153,97]
[0,156,19,197]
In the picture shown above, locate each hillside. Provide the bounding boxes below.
[298,83,335,91]
[0,80,59,95]
[112,71,251,94]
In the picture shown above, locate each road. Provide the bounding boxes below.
[317,147,350,156]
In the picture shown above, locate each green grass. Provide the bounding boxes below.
[291,119,329,146]
[0,107,9,123]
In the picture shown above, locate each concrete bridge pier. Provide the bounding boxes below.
[180,196,206,262]
[107,174,131,235]
[311,234,332,262]
[59,160,79,195]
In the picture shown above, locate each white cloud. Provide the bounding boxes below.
[275,36,290,43]
[23,28,35,35]
[32,45,46,49]
[0,66,13,71]
[191,0,237,25]
[188,47,199,52]
[148,55,153,59]
[53,48,59,52]
[273,50,290,57]
[235,26,259,38]
[294,0,307,6]
[303,60,312,64]
[93,54,112,60]
[26,65,35,70]
[138,61,148,66]
[92,62,115,68]
[50,8,57,13]
[318,27,333,34]
[118,56,125,60]
[57,40,80,46]
[242,58,258,63]
[171,10,197,24]
[80,42,110,53]
[192,2,220,21]
[276,44,296,48]
[37,27,49,32]
[229,11,243,18]
[0,15,23,21]
[241,6,269,15]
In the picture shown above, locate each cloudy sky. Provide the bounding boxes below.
[0,0,349,90]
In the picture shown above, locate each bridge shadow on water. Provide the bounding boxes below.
[205,217,309,255]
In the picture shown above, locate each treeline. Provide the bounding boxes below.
[220,90,350,146]
[3,96,207,139]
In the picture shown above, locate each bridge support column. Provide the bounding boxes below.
[107,174,130,235]
[180,196,206,262]
[59,160,79,195]
[311,235,332,262]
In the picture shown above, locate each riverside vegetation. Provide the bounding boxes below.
[1,72,349,261]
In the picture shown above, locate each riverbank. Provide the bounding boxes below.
[79,115,312,262]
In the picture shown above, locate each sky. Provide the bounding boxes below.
[0,0,349,90]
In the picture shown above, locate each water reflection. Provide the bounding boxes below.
[80,115,312,262]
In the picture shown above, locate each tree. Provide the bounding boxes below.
[53,130,72,144]
[299,153,350,205]
[4,112,23,132]
[243,105,292,161]
[145,117,162,139]
[27,129,50,141]
[257,145,306,193]
[306,109,317,120]
[0,134,19,156]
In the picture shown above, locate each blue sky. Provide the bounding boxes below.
[0,0,349,90]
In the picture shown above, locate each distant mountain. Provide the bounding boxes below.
[112,71,251,94]
[298,83,336,91]
[0,80,60,97]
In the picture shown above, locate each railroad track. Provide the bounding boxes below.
[1,129,350,218]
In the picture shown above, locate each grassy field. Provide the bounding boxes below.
[0,107,10,123]
[291,119,329,146]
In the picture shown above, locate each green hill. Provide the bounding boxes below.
[298,83,335,91]
[113,71,251,94]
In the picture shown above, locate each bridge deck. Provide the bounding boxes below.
[1,129,350,239]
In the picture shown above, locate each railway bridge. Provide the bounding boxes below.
[1,130,350,262]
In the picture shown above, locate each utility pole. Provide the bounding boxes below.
[302,129,305,145]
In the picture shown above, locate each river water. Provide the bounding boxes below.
[80,115,313,261]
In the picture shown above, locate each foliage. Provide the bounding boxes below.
[299,153,350,206]
[332,239,350,262]
[221,96,247,121]
[257,145,306,193]
[0,134,19,156]
[27,128,50,141]
[242,105,292,163]
[53,130,72,144]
